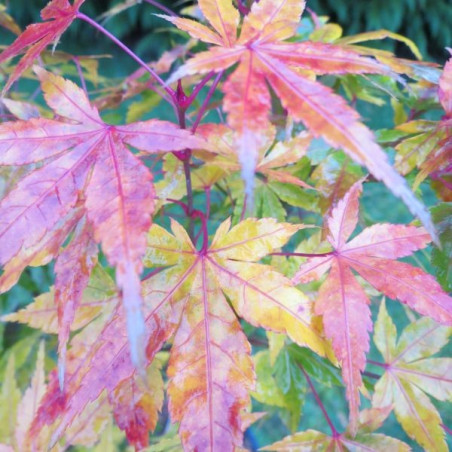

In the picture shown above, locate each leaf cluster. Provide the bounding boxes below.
[0,1,451,451]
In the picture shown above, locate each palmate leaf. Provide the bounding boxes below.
[431,203,452,292]
[146,217,332,450]
[0,0,85,93]
[262,406,410,451]
[252,349,306,432]
[292,180,452,432]
[160,0,436,240]
[394,52,452,198]
[372,301,452,452]
[0,317,164,451]
[198,123,312,189]
[22,218,331,451]
[2,264,116,335]
[414,51,452,196]
[0,67,210,369]
[0,342,47,452]
[196,123,317,218]
[54,217,98,388]
[153,123,316,218]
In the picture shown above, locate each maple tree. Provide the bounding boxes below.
[0,0,451,451]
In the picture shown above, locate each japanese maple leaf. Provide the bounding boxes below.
[0,342,46,452]
[292,180,452,432]
[160,0,436,239]
[371,301,452,452]
[152,123,314,219]
[0,0,85,93]
[414,50,452,198]
[198,122,312,189]
[0,318,163,451]
[262,406,410,451]
[311,153,364,215]
[194,122,316,219]
[394,51,452,199]
[2,264,117,335]
[26,218,331,451]
[0,67,209,369]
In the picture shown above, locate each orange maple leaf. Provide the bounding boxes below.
[160,0,436,239]
[292,180,452,431]
[0,67,209,370]
[0,0,85,93]
[22,217,330,450]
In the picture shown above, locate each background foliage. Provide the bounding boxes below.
[2,0,451,62]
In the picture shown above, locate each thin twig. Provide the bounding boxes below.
[191,70,224,133]
[299,364,339,437]
[173,86,195,237]
[143,0,177,16]
[77,12,176,103]
[185,71,215,107]
[270,251,335,258]
[72,56,88,95]
[363,370,381,380]
[367,359,387,368]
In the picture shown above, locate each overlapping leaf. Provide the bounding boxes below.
[152,123,316,219]
[252,342,341,433]
[0,0,85,93]
[196,123,317,217]
[0,324,164,451]
[148,217,330,450]
[372,301,452,451]
[109,357,165,450]
[431,203,452,292]
[198,123,312,189]
[0,67,210,368]
[415,51,451,197]
[27,274,174,450]
[292,180,452,431]
[392,51,451,201]
[2,264,116,334]
[22,218,330,450]
[0,342,45,451]
[54,218,98,387]
[160,0,436,238]
[311,153,364,215]
[252,350,307,432]
[262,406,410,451]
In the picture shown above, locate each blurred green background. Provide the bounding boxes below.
[2,0,451,63]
